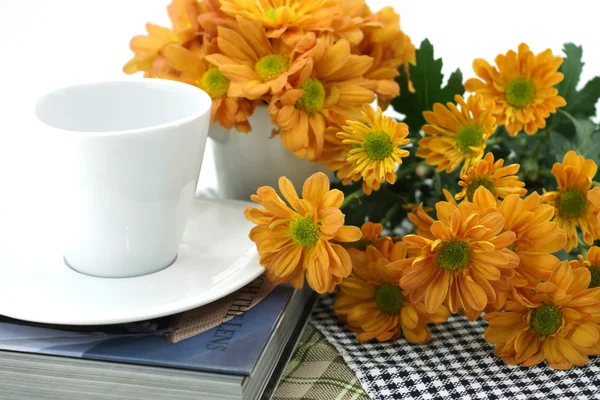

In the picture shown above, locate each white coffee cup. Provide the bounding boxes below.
[34,79,211,278]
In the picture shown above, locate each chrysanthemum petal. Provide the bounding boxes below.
[400,305,419,330]
[515,330,540,363]
[459,275,488,311]
[425,271,450,313]
[268,243,302,278]
[302,172,330,205]
[556,336,588,366]
[333,226,362,242]
[571,323,600,347]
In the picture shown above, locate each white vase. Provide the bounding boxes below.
[209,105,329,201]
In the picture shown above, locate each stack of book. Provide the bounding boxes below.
[0,277,315,400]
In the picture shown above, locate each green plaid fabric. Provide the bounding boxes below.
[273,324,369,400]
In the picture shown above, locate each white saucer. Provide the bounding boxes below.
[0,197,264,325]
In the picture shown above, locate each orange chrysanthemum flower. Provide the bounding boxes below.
[417,94,496,175]
[406,190,456,242]
[331,0,370,46]
[219,0,339,40]
[359,6,415,108]
[317,110,350,164]
[204,16,311,100]
[335,240,449,343]
[358,221,383,241]
[330,105,410,195]
[571,246,600,289]
[407,204,436,241]
[245,172,361,294]
[541,151,600,252]
[167,0,202,32]
[393,187,519,319]
[196,0,236,38]
[123,0,201,75]
[464,43,567,136]
[484,262,600,370]
[456,152,527,202]
[402,203,433,215]
[320,126,361,188]
[407,189,567,311]
[123,23,196,75]
[589,188,600,226]
[269,38,375,161]
[347,222,414,256]
[474,190,568,308]
[344,221,388,251]
[151,42,257,132]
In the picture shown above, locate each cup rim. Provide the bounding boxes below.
[33,78,212,137]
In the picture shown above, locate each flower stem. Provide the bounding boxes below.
[341,188,366,210]
[434,171,442,201]
[578,241,588,259]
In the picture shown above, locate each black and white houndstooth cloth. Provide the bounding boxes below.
[310,294,600,400]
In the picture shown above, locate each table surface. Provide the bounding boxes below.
[273,323,370,400]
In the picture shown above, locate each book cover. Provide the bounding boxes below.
[0,277,296,376]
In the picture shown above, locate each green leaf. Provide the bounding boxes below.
[411,39,443,111]
[557,43,583,106]
[567,76,600,118]
[558,109,594,144]
[556,43,600,119]
[438,69,464,104]
[554,249,577,261]
[393,66,422,132]
[583,134,600,166]
[391,39,464,130]
[549,131,573,160]
[554,110,600,164]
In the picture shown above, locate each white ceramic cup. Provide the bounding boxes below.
[34,79,211,278]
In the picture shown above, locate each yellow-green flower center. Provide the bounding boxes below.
[199,68,230,99]
[530,304,562,336]
[505,77,536,108]
[254,55,289,82]
[296,78,326,113]
[589,264,600,288]
[557,188,587,219]
[289,216,320,248]
[437,240,470,271]
[364,130,394,161]
[265,8,277,21]
[375,284,405,314]
[466,178,495,201]
[456,125,485,155]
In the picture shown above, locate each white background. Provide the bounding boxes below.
[0,0,598,208]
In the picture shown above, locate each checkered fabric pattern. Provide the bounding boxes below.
[273,323,369,400]
[311,294,600,400]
